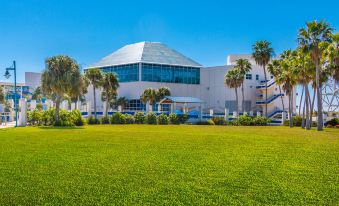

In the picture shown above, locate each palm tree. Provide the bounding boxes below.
[31,86,43,102]
[225,69,243,116]
[156,87,171,102]
[252,41,274,117]
[275,59,297,128]
[41,55,81,123]
[116,97,128,111]
[323,32,339,81]
[140,88,157,112]
[0,86,5,104]
[234,59,252,113]
[268,59,286,123]
[70,76,89,110]
[85,68,103,119]
[101,73,119,116]
[298,20,333,131]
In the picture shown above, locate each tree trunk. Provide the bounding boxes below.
[105,100,109,116]
[263,64,268,117]
[302,97,306,129]
[298,85,304,115]
[305,84,311,130]
[289,92,293,128]
[310,87,316,128]
[278,85,285,111]
[235,88,239,117]
[315,61,323,130]
[55,96,61,124]
[241,83,245,113]
[93,85,97,119]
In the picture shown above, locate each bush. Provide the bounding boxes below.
[42,109,55,126]
[196,120,215,125]
[145,112,157,124]
[177,114,189,124]
[252,116,271,126]
[168,113,179,124]
[36,103,43,111]
[56,109,75,126]
[211,116,226,125]
[27,109,42,126]
[284,116,302,127]
[157,113,169,125]
[234,115,253,126]
[87,116,100,125]
[110,112,126,124]
[125,114,135,124]
[101,116,110,124]
[325,118,339,127]
[134,112,145,124]
[71,110,85,126]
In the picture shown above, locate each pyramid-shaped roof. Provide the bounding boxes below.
[89,42,201,68]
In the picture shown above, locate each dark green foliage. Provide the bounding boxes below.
[134,112,145,124]
[101,116,110,124]
[284,116,302,126]
[252,116,271,126]
[110,112,126,124]
[324,118,339,126]
[27,109,43,126]
[177,114,189,124]
[169,113,179,124]
[87,116,100,125]
[125,114,135,124]
[71,110,85,126]
[36,103,43,111]
[145,112,157,124]
[211,116,226,125]
[231,115,271,126]
[42,109,55,126]
[196,120,215,125]
[157,113,169,125]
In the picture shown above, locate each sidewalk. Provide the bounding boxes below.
[0,121,16,129]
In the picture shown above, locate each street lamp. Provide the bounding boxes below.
[4,61,17,127]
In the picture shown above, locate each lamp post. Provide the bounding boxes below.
[4,61,17,127]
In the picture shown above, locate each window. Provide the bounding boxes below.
[141,63,200,84]
[246,73,252,80]
[124,99,146,111]
[256,74,259,80]
[99,63,139,82]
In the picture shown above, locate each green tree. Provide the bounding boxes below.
[31,86,43,102]
[41,55,81,123]
[85,68,103,119]
[252,40,274,117]
[268,60,285,113]
[156,87,171,102]
[225,69,243,116]
[0,86,5,104]
[101,73,119,116]
[140,88,157,112]
[298,20,333,131]
[234,59,251,112]
[323,32,339,81]
[116,97,128,110]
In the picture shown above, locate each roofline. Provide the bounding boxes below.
[87,61,202,70]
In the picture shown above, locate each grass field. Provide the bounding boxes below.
[0,125,338,205]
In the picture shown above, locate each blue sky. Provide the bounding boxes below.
[0,0,338,83]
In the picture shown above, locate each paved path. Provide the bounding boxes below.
[0,121,15,129]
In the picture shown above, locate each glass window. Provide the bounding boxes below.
[246,73,252,80]
[141,63,200,85]
[256,74,259,80]
[99,63,139,82]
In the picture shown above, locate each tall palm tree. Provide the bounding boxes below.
[252,41,274,117]
[70,76,89,110]
[323,32,339,81]
[101,73,119,116]
[298,20,333,131]
[31,86,43,102]
[140,88,157,112]
[116,97,128,110]
[234,59,252,113]
[275,60,297,128]
[267,60,285,113]
[85,68,103,119]
[41,55,81,123]
[156,87,171,102]
[0,86,5,104]
[225,69,243,116]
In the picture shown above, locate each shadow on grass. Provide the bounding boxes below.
[38,126,84,130]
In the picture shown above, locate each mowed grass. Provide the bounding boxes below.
[0,125,338,205]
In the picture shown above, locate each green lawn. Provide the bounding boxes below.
[0,125,338,205]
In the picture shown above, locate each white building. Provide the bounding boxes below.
[25,41,296,118]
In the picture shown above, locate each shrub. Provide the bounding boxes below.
[211,116,226,125]
[27,109,42,126]
[169,113,179,124]
[157,113,169,125]
[324,118,339,127]
[134,112,145,124]
[284,116,302,127]
[145,112,157,124]
[177,114,189,124]
[196,120,215,125]
[56,109,75,126]
[252,116,271,126]
[42,109,55,126]
[125,114,135,124]
[36,103,43,111]
[235,115,253,126]
[101,116,110,124]
[110,112,126,124]
[87,116,100,125]
[71,110,85,126]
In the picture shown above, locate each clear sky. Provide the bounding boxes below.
[0,0,338,83]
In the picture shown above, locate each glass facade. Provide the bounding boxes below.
[141,63,200,84]
[124,99,146,111]
[101,63,139,82]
